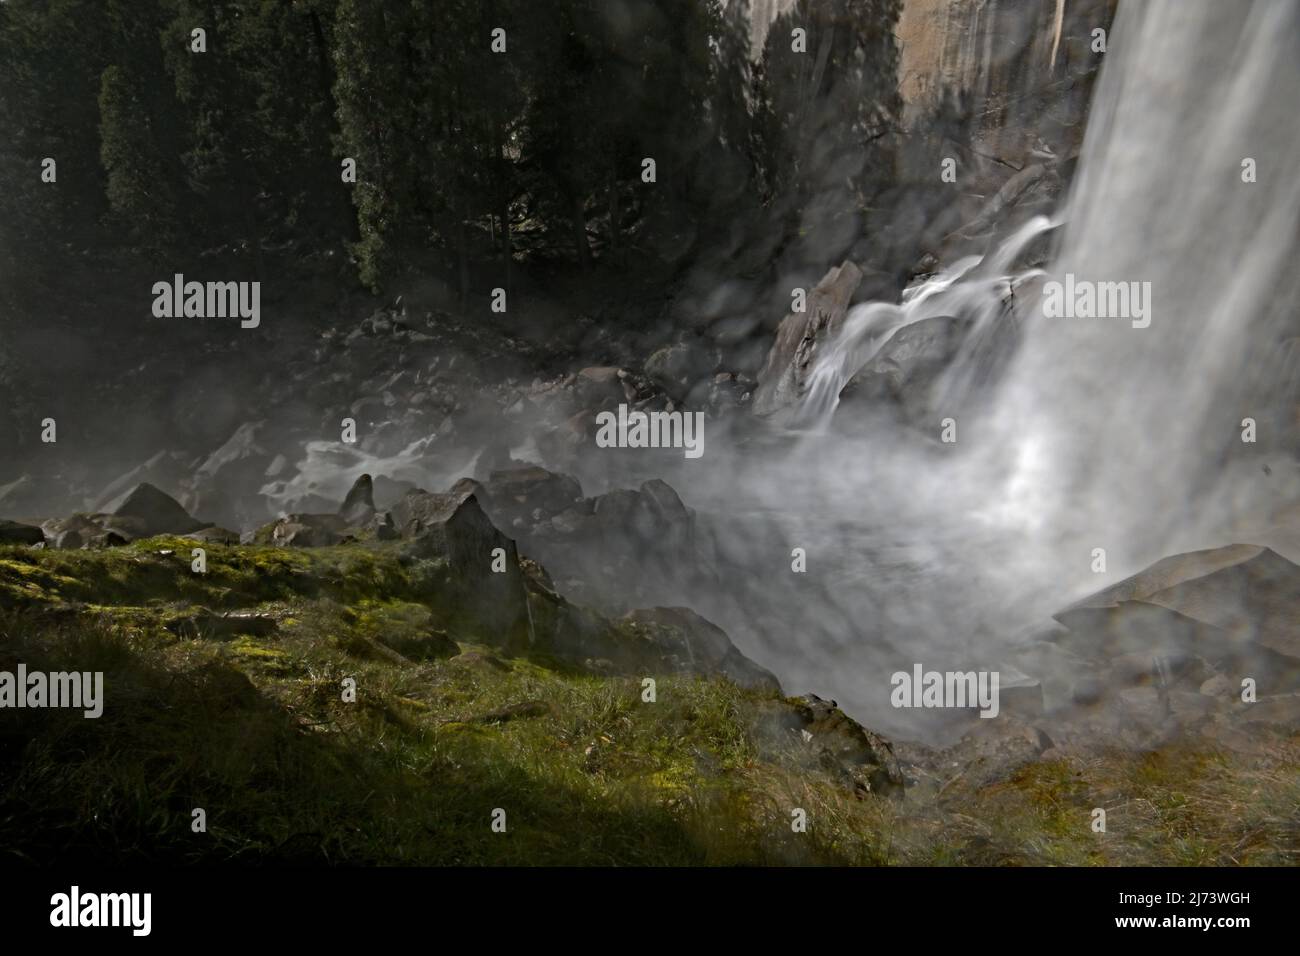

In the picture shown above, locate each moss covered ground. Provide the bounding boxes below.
[1,539,1296,865]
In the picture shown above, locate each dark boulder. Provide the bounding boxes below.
[105,482,208,537]
[339,473,377,524]
[394,488,533,654]
[481,466,583,529]
[0,519,44,546]
[92,451,192,513]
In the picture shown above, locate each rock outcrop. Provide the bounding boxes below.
[338,473,377,525]
[102,482,208,538]
[837,313,972,425]
[393,487,534,654]
[33,483,208,549]
[519,557,779,691]
[0,519,44,546]
[896,0,1118,165]
[473,466,704,612]
[756,692,906,799]
[1005,543,1300,747]
[621,606,781,692]
[752,261,863,419]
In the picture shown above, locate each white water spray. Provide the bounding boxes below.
[799,0,1300,572]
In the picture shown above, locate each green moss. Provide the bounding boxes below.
[2,540,1297,866]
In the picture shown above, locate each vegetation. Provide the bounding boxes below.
[2,539,1295,865]
[0,0,902,291]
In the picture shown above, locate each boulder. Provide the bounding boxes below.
[182,526,241,545]
[573,366,627,405]
[752,261,863,418]
[92,451,192,513]
[486,473,702,613]
[1027,544,1300,731]
[785,694,905,799]
[256,513,350,548]
[393,488,532,654]
[639,478,694,551]
[1052,544,1300,683]
[621,606,781,692]
[40,514,129,549]
[519,561,777,690]
[104,482,207,537]
[338,473,377,524]
[0,519,44,546]
[837,314,972,423]
[481,466,583,528]
[643,342,716,400]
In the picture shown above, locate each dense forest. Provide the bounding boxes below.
[0,0,903,295]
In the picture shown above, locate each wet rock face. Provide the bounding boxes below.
[752,261,863,420]
[897,0,1117,164]
[837,314,972,425]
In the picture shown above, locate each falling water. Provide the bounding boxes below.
[798,214,1060,428]
[995,0,1300,566]
[798,0,1300,574]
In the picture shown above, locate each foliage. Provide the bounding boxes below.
[0,0,903,288]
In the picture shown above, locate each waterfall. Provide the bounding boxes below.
[997,0,1300,564]
[798,0,1300,572]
